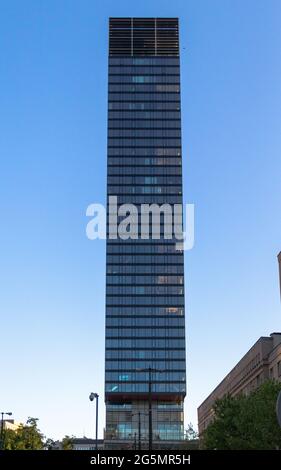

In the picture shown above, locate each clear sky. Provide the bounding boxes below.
[0,0,280,441]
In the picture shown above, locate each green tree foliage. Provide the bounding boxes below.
[2,418,76,450]
[61,435,74,450]
[3,417,44,450]
[44,438,56,450]
[185,422,198,441]
[183,423,199,449]
[202,380,281,449]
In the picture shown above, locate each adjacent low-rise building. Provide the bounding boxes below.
[0,419,22,432]
[197,332,281,435]
[71,438,104,450]
[52,438,104,450]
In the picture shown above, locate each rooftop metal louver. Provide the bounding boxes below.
[109,18,179,57]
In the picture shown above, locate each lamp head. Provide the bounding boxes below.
[89,392,98,401]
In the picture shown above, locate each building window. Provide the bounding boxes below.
[156,423,183,440]
[269,367,274,379]
[278,361,281,377]
[117,423,132,439]
[107,403,132,410]
[118,374,129,381]
[132,76,145,83]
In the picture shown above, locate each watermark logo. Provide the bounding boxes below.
[86,196,194,251]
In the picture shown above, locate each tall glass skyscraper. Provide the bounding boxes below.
[105,18,186,449]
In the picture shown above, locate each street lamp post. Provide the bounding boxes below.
[89,393,99,450]
[0,412,12,450]
[135,367,166,451]
[132,411,148,450]
[148,368,152,451]
[138,412,141,451]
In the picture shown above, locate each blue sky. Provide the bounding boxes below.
[0,0,280,440]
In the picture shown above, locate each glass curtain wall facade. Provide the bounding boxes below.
[105,18,186,448]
